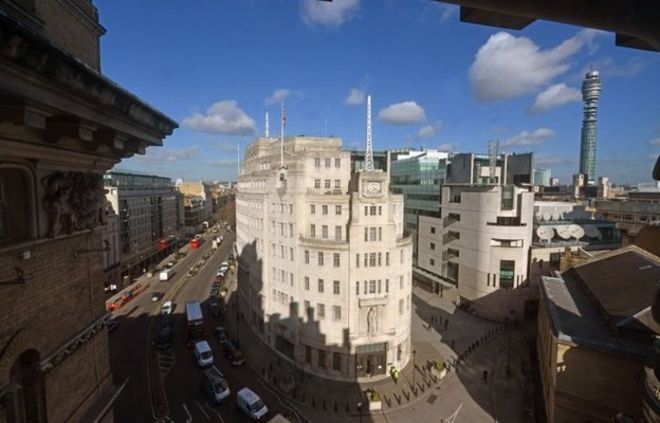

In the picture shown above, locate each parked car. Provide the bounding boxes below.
[158,313,171,329]
[159,269,175,281]
[155,326,174,350]
[194,340,214,367]
[105,317,119,333]
[161,301,173,315]
[236,388,268,420]
[221,340,245,366]
[151,292,164,302]
[201,366,230,403]
[214,326,228,343]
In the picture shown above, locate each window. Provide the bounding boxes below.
[356,253,360,267]
[369,280,376,294]
[317,303,325,319]
[333,253,340,267]
[334,158,341,168]
[305,276,310,290]
[335,225,342,241]
[400,275,403,289]
[305,345,312,363]
[289,223,294,238]
[364,281,368,295]
[378,279,382,293]
[378,227,382,241]
[290,247,294,261]
[318,350,326,368]
[304,250,309,264]
[325,158,331,167]
[363,254,367,267]
[322,205,328,215]
[333,306,341,321]
[335,205,341,215]
[332,352,341,370]
[400,249,404,263]
[318,252,324,266]
[370,205,377,215]
[314,158,320,167]
[334,179,340,189]
[318,278,324,293]
[333,280,340,295]
[369,252,376,267]
[310,224,316,238]
[430,258,435,266]
[385,279,389,293]
[324,179,331,189]
[369,227,377,241]
[356,281,360,295]
[430,242,435,250]
[364,206,368,216]
[322,225,328,239]
[430,226,436,234]
[499,260,515,289]
[399,299,404,315]
[289,204,293,214]
[378,206,382,215]
[364,227,368,241]
[314,179,321,188]
[377,252,382,266]
[311,204,316,214]
[386,252,389,266]
[305,300,312,320]
[501,186,514,210]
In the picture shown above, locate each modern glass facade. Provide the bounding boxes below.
[533,168,551,187]
[390,151,449,264]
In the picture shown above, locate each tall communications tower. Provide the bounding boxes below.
[579,69,602,185]
[365,95,374,171]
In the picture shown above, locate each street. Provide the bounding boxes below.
[109,228,305,423]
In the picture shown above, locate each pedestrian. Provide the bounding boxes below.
[482,370,488,383]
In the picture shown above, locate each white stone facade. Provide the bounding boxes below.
[236,137,413,382]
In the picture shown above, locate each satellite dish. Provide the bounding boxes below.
[568,224,585,239]
[555,225,571,239]
[536,226,555,241]
[583,224,601,238]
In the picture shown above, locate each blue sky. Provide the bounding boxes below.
[98,0,660,184]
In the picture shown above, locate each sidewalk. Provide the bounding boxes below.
[224,276,526,422]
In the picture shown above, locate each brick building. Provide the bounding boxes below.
[0,2,176,422]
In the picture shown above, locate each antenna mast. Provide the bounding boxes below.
[365,95,374,171]
[265,111,269,137]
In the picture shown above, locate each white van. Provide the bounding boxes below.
[236,388,268,420]
[193,341,214,367]
[159,269,174,281]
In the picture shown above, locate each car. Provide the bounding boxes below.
[221,339,245,366]
[151,292,164,302]
[165,260,177,269]
[161,300,173,315]
[236,388,268,420]
[214,326,228,343]
[210,286,220,296]
[201,366,230,403]
[158,313,171,329]
[155,326,174,350]
[105,317,119,333]
[193,340,214,367]
[212,282,222,289]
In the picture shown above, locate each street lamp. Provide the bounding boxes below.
[412,350,417,390]
[357,402,362,423]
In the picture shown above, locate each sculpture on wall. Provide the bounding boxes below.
[42,172,105,237]
[367,307,377,334]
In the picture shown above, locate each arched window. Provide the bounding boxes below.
[2,349,46,423]
[0,165,36,244]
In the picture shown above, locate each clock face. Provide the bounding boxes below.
[366,182,381,194]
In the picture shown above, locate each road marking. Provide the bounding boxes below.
[258,379,308,423]
[203,403,225,423]
[183,404,193,423]
[195,400,210,419]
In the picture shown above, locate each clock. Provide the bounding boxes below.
[366,181,381,194]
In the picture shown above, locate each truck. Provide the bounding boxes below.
[185,301,204,345]
[159,268,174,281]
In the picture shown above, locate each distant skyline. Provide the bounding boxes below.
[98,0,660,184]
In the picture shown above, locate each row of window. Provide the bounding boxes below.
[313,179,341,190]
[305,345,342,371]
[303,301,342,321]
[310,204,342,215]
[270,202,293,214]
[271,244,295,261]
[309,224,343,241]
[364,227,382,242]
[364,205,382,216]
[314,157,342,168]
[304,277,342,294]
[355,252,389,267]
[303,250,342,267]
[272,267,294,286]
[271,221,295,238]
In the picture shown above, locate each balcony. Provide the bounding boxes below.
[487,216,526,227]
[444,213,460,227]
[442,248,459,261]
[444,231,460,243]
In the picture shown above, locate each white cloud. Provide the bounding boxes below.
[503,128,556,147]
[583,57,647,78]
[265,88,300,106]
[300,0,359,27]
[378,101,426,125]
[437,143,456,152]
[469,29,603,102]
[137,145,200,162]
[345,88,366,106]
[649,138,660,146]
[182,101,256,135]
[529,83,582,113]
[417,120,443,138]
